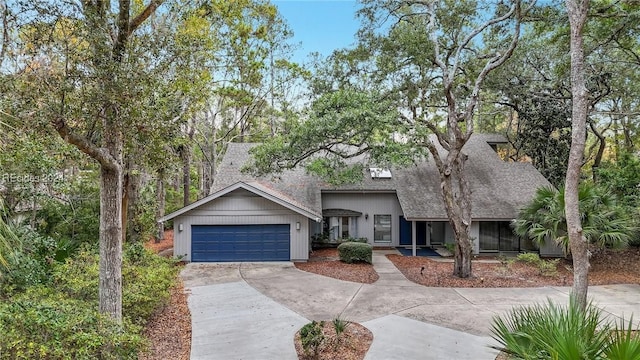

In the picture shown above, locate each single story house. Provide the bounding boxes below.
[159,134,562,262]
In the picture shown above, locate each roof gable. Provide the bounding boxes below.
[159,181,323,222]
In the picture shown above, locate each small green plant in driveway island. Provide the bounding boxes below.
[300,320,325,358]
[332,316,349,348]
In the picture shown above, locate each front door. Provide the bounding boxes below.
[399,217,427,246]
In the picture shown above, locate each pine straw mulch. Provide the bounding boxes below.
[139,280,191,360]
[387,247,640,288]
[294,321,373,360]
[143,230,174,254]
[139,231,191,360]
[294,248,379,284]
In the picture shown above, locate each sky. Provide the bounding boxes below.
[273,0,362,64]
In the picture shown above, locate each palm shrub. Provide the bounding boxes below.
[512,183,635,255]
[491,296,609,359]
[492,296,640,359]
[605,317,640,360]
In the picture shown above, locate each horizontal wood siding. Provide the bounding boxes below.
[322,193,403,246]
[173,192,310,261]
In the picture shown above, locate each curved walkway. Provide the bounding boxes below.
[180,250,640,360]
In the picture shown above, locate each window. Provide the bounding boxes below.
[479,221,521,252]
[374,215,392,242]
[341,217,349,238]
[323,216,357,241]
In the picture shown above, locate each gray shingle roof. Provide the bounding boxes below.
[214,134,551,221]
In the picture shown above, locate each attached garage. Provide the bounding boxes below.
[191,224,290,262]
[159,182,321,262]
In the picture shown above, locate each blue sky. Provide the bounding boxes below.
[273,0,362,64]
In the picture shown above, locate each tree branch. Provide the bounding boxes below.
[129,0,163,34]
[52,117,119,171]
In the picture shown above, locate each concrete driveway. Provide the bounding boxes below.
[180,251,640,360]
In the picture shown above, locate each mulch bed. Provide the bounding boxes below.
[387,247,640,288]
[387,254,574,288]
[294,321,373,360]
[139,279,191,360]
[144,230,174,254]
[294,248,379,284]
[140,231,191,360]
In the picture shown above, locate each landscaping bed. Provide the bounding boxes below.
[294,320,373,360]
[294,248,379,284]
[139,280,191,360]
[387,247,640,288]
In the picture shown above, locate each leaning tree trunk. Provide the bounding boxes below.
[565,0,590,309]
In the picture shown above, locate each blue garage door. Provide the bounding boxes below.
[191,224,290,262]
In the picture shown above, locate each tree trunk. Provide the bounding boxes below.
[182,146,190,207]
[156,169,165,242]
[448,154,473,278]
[565,0,589,309]
[121,172,129,243]
[429,141,473,278]
[99,165,123,322]
[589,120,606,183]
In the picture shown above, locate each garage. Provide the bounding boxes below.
[191,224,290,262]
[159,182,321,262]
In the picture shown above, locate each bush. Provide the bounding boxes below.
[352,237,369,243]
[0,228,59,295]
[53,246,179,326]
[492,295,640,359]
[0,287,145,359]
[516,252,540,264]
[491,296,609,359]
[37,178,100,249]
[516,252,559,277]
[538,258,560,277]
[299,321,325,357]
[337,242,372,264]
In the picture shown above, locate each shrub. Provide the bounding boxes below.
[332,316,349,337]
[299,320,325,357]
[516,252,559,277]
[0,287,145,359]
[37,178,100,248]
[538,258,560,277]
[0,228,59,295]
[445,243,455,254]
[516,252,540,264]
[606,316,640,359]
[337,242,372,264]
[53,246,179,327]
[491,296,611,359]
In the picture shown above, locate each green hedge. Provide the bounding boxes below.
[337,242,373,264]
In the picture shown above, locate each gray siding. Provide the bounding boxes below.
[321,192,403,246]
[173,190,310,261]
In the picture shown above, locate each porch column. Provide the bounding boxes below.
[412,220,417,256]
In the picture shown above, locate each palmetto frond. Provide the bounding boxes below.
[513,182,634,255]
